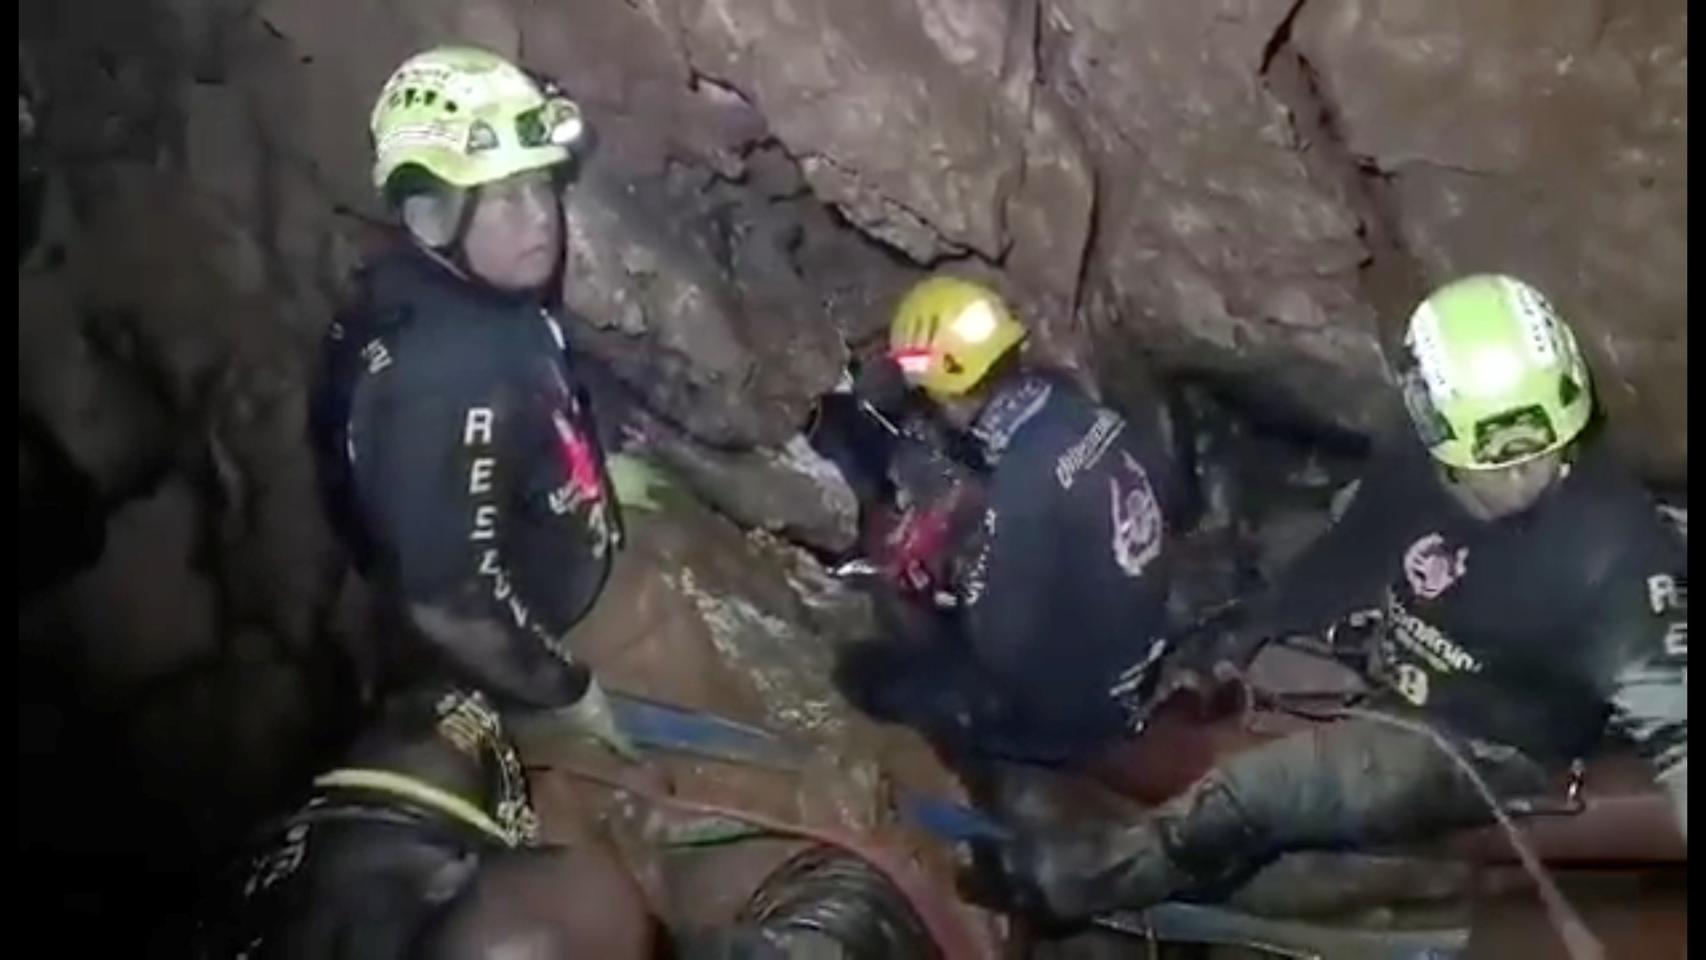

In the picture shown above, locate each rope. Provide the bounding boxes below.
[1276,702,1605,960]
[313,768,519,848]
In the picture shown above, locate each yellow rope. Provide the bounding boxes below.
[313,768,517,848]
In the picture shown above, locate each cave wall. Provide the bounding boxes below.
[20,0,1685,492]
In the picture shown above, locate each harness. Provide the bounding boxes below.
[310,769,521,848]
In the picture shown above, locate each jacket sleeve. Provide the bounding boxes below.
[1582,526,1688,837]
[354,362,592,711]
[1236,438,1430,654]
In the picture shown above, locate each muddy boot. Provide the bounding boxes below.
[966,777,1263,924]
[963,820,1188,926]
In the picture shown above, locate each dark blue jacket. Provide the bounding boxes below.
[310,247,626,710]
[955,373,1183,761]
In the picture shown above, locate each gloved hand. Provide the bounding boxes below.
[557,679,643,762]
[607,452,673,514]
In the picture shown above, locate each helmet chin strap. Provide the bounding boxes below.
[402,185,463,248]
[404,184,479,274]
[1439,450,1570,522]
[405,185,558,304]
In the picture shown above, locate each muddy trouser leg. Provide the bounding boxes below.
[1012,717,1549,920]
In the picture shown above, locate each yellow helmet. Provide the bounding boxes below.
[1399,274,1594,470]
[888,276,1027,399]
[369,47,585,195]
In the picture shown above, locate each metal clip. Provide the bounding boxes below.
[1564,757,1586,809]
[1503,758,1587,818]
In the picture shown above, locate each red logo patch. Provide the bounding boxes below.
[551,410,604,503]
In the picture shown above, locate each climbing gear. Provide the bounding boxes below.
[429,687,541,844]
[889,276,1027,399]
[1397,274,1593,470]
[370,46,585,194]
[313,768,521,847]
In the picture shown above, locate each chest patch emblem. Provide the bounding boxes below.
[1403,532,1468,600]
[1109,451,1164,579]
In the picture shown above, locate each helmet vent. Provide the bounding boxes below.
[466,120,499,153]
[1559,374,1581,407]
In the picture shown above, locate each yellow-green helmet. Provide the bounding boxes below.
[888,276,1027,399]
[369,47,585,195]
[1398,274,1594,471]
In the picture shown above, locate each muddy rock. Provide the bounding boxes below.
[519,0,763,178]
[668,0,1020,261]
[639,421,861,554]
[1052,0,1396,436]
[656,0,1098,330]
[520,484,962,826]
[517,487,986,946]
[561,154,914,450]
[567,491,865,741]
[562,167,814,448]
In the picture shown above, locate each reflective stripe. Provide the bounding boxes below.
[313,768,518,847]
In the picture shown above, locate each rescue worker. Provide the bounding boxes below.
[196,686,655,959]
[835,275,1184,766]
[809,352,988,606]
[309,47,667,760]
[971,274,1688,922]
